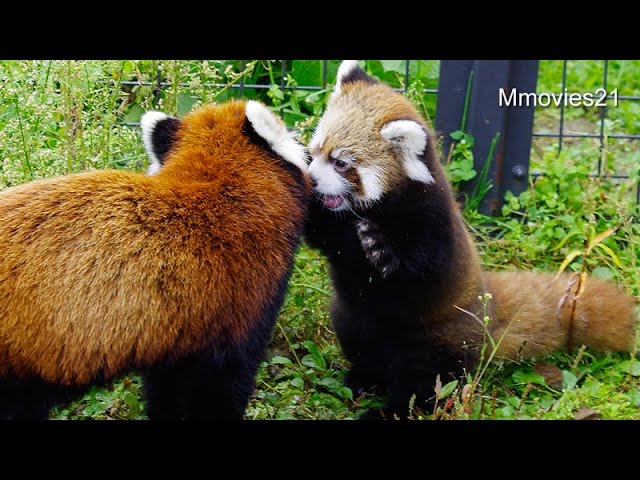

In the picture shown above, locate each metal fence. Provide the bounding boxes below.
[125,60,640,215]
[530,60,640,207]
[436,60,640,215]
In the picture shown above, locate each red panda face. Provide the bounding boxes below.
[307,61,435,213]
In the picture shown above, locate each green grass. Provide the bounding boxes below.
[0,60,639,420]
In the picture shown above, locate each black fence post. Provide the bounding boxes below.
[435,60,539,216]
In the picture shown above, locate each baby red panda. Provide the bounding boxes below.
[304,60,638,419]
[0,100,311,419]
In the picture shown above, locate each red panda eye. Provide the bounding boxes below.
[334,159,349,170]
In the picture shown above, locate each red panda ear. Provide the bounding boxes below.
[140,111,181,175]
[334,60,378,95]
[244,101,308,172]
[380,120,435,184]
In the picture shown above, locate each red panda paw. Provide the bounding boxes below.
[356,219,400,278]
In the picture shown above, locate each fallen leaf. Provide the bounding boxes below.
[533,363,564,389]
[573,407,601,420]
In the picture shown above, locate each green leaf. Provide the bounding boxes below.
[317,377,341,389]
[462,134,475,147]
[589,226,619,249]
[123,392,141,417]
[303,340,327,370]
[459,158,474,171]
[338,387,353,401]
[301,354,319,368]
[460,170,477,181]
[450,130,464,140]
[275,411,296,420]
[499,405,515,419]
[268,85,284,101]
[557,250,583,275]
[123,391,138,408]
[512,370,547,386]
[562,370,577,390]
[290,377,304,389]
[553,227,567,239]
[122,104,144,124]
[618,360,640,376]
[506,396,520,408]
[592,266,615,280]
[410,60,440,81]
[550,229,584,251]
[591,243,623,269]
[291,60,323,86]
[437,380,458,399]
[380,60,406,74]
[628,388,640,407]
[270,356,292,365]
[177,92,198,116]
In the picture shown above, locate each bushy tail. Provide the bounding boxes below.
[483,271,638,361]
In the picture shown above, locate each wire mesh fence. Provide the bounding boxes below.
[121,60,640,209]
[530,60,640,205]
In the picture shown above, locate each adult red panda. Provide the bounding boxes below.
[0,100,311,419]
[304,60,638,419]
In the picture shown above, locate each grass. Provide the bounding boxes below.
[1,60,639,420]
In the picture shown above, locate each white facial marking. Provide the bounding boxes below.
[356,165,384,202]
[380,120,434,184]
[334,60,361,95]
[308,156,350,196]
[245,101,308,172]
[331,148,356,163]
[140,111,171,175]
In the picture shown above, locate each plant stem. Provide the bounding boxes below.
[211,61,258,101]
[460,70,474,132]
[276,321,303,367]
[289,282,332,297]
[14,98,33,180]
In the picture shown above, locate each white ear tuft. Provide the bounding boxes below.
[140,111,172,175]
[308,122,326,151]
[245,101,308,172]
[334,60,361,95]
[380,120,434,184]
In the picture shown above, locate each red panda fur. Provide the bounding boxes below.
[305,60,638,418]
[310,66,637,361]
[0,100,311,387]
[485,272,637,359]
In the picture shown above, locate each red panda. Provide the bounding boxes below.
[304,60,638,419]
[0,100,311,419]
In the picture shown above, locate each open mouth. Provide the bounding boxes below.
[321,194,345,210]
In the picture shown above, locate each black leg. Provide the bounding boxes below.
[332,304,392,394]
[182,349,261,420]
[344,361,387,397]
[385,347,469,420]
[142,264,289,420]
[142,362,188,420]
[143,346,263,420]
[0,378,73,420]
